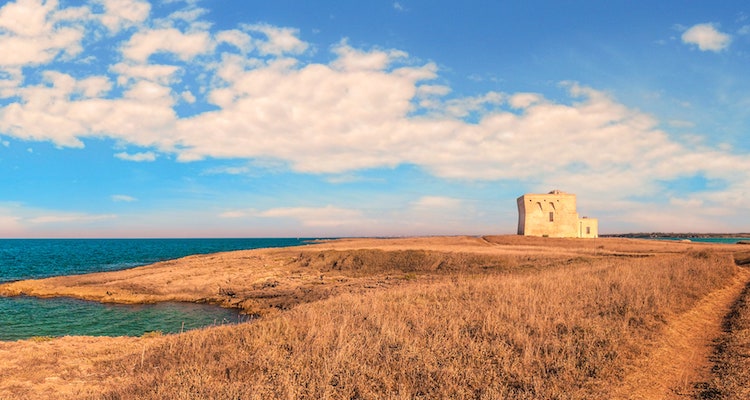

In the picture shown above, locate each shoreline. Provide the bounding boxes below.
[604,233,750,240]
[0,235,743,311]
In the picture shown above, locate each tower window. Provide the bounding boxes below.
[549,212,554,222]
[586,227,591,234]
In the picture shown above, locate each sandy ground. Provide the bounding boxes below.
[0,235,746,399]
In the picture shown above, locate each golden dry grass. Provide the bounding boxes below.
[96,248,738,399]
[0,236,746,399]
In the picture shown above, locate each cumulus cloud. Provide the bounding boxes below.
[681,23,731,51]
[180,90,196,103]
[216,29,253,53]
[0,0,749,232]
[0,0,55,37]
[0,0,86,67]
[96,0,150,33]
[332,40,408,71]
[110,62,180,85]
[122,27,212,62]
[114,151,156,162]
[242,23,308,55]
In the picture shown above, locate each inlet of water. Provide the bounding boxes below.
[0,296,244,341]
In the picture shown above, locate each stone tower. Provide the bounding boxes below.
[517,190,598,238]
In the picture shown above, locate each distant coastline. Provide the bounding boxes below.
[603,233,750,239]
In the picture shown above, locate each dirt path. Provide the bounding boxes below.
[611,267,750,399]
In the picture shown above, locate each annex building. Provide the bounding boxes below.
[517,190,598,238]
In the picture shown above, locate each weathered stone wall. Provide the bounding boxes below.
[577,217,599,238]
[517,191,598,238]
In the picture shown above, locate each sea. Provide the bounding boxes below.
[0,238,310,341]
[646,237,749,244]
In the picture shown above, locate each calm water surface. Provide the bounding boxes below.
[0,238,311,340]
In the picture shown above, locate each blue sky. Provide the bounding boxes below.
[1,0,749,238]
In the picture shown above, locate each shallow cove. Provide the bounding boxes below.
[0,238,310,341]
[0,296,244,341]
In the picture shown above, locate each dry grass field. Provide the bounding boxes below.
[0,236,748,399]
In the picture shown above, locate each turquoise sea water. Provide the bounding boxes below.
[0,238,310,341]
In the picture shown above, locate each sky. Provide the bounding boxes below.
[1,0,750,238]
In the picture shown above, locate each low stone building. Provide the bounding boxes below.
[517,190,598,238]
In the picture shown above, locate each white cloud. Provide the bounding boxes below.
[166,6,207,24]
[681,23,731,52]
[110,62,180,85]
[29,213,117,224]
[3,23,748,220]
[0,0,87,67]
[259,205,368,227]
[411,196,463,209]
[332,40,408,71]
[204,165,251,175]
[114,151,156,162]
[669,197,703,208]
[614,203,732,233]
[442,91,505,118]
[242,23,308,55]
[216,29,253,53]
[181,90,196,103]
[0,3,749,233]
[417,84,451,98]
[96,0,150,33]
[508,92,542,109]
[122,27,212,62]
[111,194,137,202]
[0,0,54,37]
[219,210,249,218]
[0,203,129,237]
